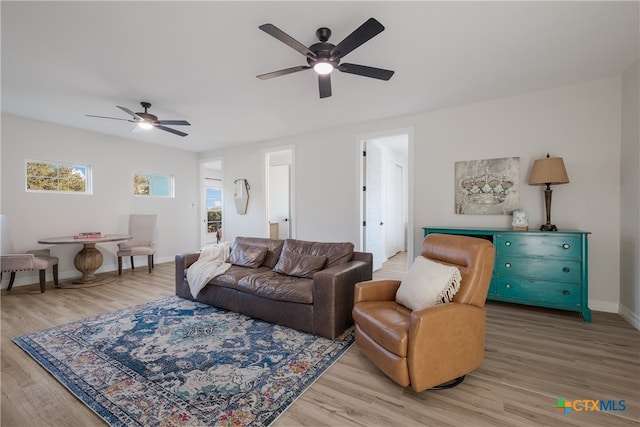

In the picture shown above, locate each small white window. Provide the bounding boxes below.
[133,171,174,198]
[25,160,92,194]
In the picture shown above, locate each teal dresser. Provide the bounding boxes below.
[423,227,591,321]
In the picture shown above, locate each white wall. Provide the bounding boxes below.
[1,114,200,287]
[620,60,640,327]
[203,76,625,314]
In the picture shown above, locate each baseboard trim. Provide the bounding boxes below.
[618,304,640,330]
[1,255,174,289]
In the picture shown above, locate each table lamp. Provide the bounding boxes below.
[528,154,569,231]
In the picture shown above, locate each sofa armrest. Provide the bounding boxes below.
[312,259,372,339]
[407,303,486,391]
[354,280,401,303]
[175,252,200,288]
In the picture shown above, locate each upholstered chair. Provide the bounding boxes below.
[352,233,495,392]
[117,214,157,275]
[1,215,59,293]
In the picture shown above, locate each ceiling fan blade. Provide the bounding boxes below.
[339,63,395,80]
[86,114,134,122]
[116,105,141,119]
[155,125,188,137]
[318,73,332,98]
[259,24,315,57]
[156,120,191,126]
[330,18,385,60]
[257,65,311,80]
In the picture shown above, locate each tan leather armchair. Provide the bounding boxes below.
[352,233,495,392]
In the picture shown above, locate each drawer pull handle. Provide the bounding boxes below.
[563,267,571,273]
[505,284,511,289]
[505,241,511,247]
[563,243,571,249]
[505,263,511,268]
[563,290,570,296]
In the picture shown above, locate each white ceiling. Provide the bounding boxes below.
[2,1,638,153]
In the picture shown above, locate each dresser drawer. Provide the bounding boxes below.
[494,257,581,283]
[494,234,582,259]
[491,278,582,309]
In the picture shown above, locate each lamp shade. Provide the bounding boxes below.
[528,156,569,185]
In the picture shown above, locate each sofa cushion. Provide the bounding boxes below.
[281,239,353,268]
[233,237,284,268]
[238,271,313,304]
[206,265,271,290]
[273,250,327,278]
[227,243,268,268]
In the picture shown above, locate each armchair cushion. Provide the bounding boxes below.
[396,256,462,311]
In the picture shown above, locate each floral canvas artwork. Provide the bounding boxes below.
[455,157,520,215]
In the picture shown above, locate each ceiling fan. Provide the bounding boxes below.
[257,18,394,98]
[86,102,191,137]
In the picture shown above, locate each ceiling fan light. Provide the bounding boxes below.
[314,62,333,75]
[138,122,153,130]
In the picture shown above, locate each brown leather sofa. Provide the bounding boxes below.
[176,237,373,339]
[352,233,495,392]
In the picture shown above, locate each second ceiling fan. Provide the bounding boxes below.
[257,18,394,98]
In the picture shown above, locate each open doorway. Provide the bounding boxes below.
[361,133,409,271]
[265,148,294,239]
[202,159,223,246]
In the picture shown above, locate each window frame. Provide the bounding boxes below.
[133,170,175,198]
[25,159,93,195]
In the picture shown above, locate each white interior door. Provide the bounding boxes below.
[365,142,384,271]
[268,164,290,239]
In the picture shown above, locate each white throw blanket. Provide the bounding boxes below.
[186,242,232,298]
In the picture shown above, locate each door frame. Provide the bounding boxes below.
[200,157,223,247]
[358,127,414,265]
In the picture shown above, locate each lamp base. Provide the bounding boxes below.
[539,223,558,232]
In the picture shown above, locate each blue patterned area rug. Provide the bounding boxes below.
[13,296,354,426]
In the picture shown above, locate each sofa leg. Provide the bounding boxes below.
[430,375,465,390]
[118,256,123,275]
[130,256,135,271]
[147,255,153,273]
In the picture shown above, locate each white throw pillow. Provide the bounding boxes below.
[396,256,462,311]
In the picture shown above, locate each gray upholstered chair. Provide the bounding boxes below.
[1,214,59,293]
[117,214,157,275]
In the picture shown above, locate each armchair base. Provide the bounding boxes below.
[430,375,465,390]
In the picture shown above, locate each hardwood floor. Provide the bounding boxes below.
[2,256,638,426]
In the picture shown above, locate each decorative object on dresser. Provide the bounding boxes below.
[528,153,570,231]
[512,210,529,231]
[423,227,591,322]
